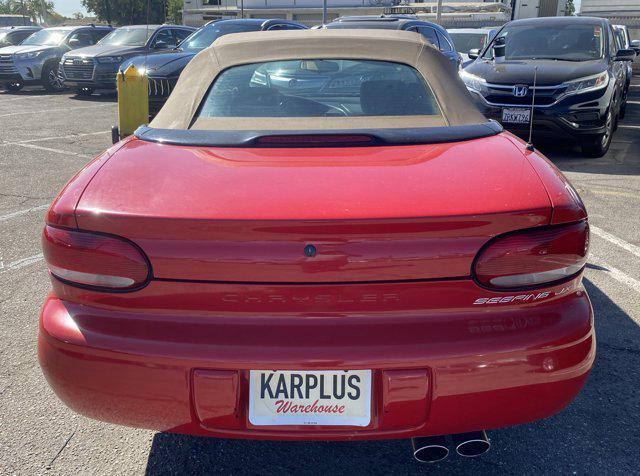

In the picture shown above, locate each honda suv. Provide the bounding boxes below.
[460,16,635,157]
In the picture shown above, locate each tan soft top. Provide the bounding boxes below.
[150,29,486,130]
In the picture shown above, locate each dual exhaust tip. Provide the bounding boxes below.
[411,431,490,463]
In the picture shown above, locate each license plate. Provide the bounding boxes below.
[249,370,371,426]
[502,108,531,124]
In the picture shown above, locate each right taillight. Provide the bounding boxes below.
[473,221,589,289]
[42,225,151,291]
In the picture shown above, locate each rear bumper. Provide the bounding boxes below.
[39,282,594,440]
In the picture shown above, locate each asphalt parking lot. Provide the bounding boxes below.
[1,79,640,475]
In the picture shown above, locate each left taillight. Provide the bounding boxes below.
[42,225,150,291]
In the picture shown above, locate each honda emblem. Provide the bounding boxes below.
[512,85,529,97]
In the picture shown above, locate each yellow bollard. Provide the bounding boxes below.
[116,64,149,140]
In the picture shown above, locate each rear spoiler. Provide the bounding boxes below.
[134,121,503,148]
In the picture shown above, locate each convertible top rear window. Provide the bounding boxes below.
[195,59,442,126]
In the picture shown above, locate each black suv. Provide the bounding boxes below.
[121,19,308,117]
[59,24,195,96]
[0,26,41,47]
[460,16,635,157]
[325,16,461,70]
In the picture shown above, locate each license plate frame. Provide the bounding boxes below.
[248,369,372,427]
[502,107,531,124]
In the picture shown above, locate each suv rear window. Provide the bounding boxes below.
[197,59,441,119]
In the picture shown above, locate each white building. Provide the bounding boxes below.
[579,0,640,40]
[182,0,511,27]
[512,0,568,19]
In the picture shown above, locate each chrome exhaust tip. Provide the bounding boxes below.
[411,435,449,463]
[452,430,490,457]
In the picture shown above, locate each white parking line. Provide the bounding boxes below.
[0,204,48,222]
[619,125,640,130]
[0,95,58,102]
[590,256,640,294]
[591,225,640,259]
[0,253,44,274]
[8,130,110,144]
[0,103,114,119]
[10,142,92,158]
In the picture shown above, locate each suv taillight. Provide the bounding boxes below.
[473,221,589,289]
[42,225,150,291]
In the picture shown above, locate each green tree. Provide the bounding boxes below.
[0,0,55,24]
[166,0,182,24]
[565,0,575,16]
[82,0,178,26]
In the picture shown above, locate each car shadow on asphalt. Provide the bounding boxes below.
[537,82,640,176]
[0,88,68,96]
[143,279,640,475]
[68,92,117,103]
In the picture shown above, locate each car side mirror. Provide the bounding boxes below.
[468,48,480,60]
[615,48,636,61]
[153,40,169,50]
[68,38,84,49]
[492,37,506,63]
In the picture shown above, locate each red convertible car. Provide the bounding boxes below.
[39,30,594,462]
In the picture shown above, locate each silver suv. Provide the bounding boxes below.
[0,25,112,91]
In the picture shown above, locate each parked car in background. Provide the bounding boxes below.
[121,19,307,117]
[0,26,41,47]
[631,39,640,55]
[0,25,112,91]
[325,15,461,70]
[460,16,635,157]
[447,28,497,67]
[39,30,594,461]
[59,24,195,96]
[613,24,635,118]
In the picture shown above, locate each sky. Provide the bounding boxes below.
[54,0,88,17]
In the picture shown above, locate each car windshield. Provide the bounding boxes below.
[99,27,153,47]
[197,59,441,119]
[482,23,604,61]
[178,23,260,52]
[0,32,9,46]
[22,29,67,46]
[449,33,488,53]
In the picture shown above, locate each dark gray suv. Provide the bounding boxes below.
[0,26,41,47]
[0,25,112,91]
[59,24,195,96]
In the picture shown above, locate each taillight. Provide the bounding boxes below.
[473,221,589,289]
[42,225,150,291]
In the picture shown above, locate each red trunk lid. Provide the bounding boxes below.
[75,135,551,283]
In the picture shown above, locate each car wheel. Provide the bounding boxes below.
[42,63,65,92]
[581,108,613,158]
[76,87,94,96]
[5,81,23,91]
